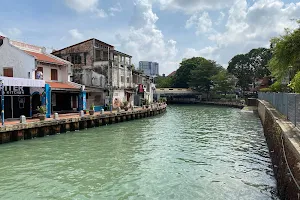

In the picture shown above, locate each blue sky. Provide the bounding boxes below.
[1,0,300,75]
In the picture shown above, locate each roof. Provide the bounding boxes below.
[46,82,81,90]
[113,50,132,58]
[168,71,176,77]
[24,50,66,65]
[52,38,114,54]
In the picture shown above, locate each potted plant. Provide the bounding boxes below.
[89,104,95,115]
[37,105,46,121]
[123,101,129,111]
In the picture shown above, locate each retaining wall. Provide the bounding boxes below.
[258,100,300,200]
[0,105,167,144]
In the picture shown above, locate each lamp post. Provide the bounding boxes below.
[0,79,4,126]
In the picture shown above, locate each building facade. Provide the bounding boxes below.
[139,61,159,77]
[52,38,137,110]
[0,37,85,119]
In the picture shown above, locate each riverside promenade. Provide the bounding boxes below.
[0,104,167,144]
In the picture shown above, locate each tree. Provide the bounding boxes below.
[155,76,174,88]
[269,25,300,80]
[186,58,222,100]
[173,57,221,89]
[227,48,272,91]
[211,70,235,95]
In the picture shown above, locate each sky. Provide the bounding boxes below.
[1,0,300,75]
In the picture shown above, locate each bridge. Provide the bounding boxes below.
[154,88,202,104]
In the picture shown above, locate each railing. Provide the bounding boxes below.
[258,92,300,128]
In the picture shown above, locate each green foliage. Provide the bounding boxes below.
[123,101,128,107]
[155,76,174,88]
[211,70,235,94]
[90,104,95,110]
[173,57,221,88]
[289,71,300,93]
[228,48,272,90]
[38,106,46,114]
[269,26,300,80]
[259,87,272,92]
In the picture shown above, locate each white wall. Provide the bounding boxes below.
[0,38,35,79]
[39,64,68,82]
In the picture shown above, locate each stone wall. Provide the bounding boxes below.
[52,40,94,69]
[258,99,300,200]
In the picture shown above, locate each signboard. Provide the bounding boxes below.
[0,76,45,87]
[1,86,30,95]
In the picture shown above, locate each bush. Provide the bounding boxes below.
[259,87,272,92]
[289,71,300,93]
[38,105,46,114]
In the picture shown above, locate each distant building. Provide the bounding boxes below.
[168,71,176,77]
[139,61,159,77]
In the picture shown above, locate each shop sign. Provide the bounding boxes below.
[1,86,30,95]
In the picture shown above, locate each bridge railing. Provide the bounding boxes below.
[258,92,300,128]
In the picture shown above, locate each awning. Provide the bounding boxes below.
[46,81,82,91]
[85,87,105,93]
[125,90,135,94]
[0,76,45,87]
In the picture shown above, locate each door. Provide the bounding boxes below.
[3,96,12,119]
[13,96,30,118]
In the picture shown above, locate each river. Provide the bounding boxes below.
[0,105,278,200]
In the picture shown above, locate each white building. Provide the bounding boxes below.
[0,37,83,117]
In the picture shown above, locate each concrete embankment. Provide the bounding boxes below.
[0,105,167,144]
[258,100,300,200]
[199,101,244,109]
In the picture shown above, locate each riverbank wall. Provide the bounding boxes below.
[0,105,167,145]
[258,99,300,200]
[199,101,244,109]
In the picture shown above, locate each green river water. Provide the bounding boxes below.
[0,105,278,200]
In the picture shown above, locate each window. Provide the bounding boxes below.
[51,69,58,80]
[71,54,81,64]
[127,77,130,83]
[3,68,13,77]
[121,76,124,83]
[35,67,43,79]
[84,53,87,65]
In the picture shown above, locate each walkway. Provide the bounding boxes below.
[1,107,145,127]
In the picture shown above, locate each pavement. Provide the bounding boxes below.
[1,107,145,127]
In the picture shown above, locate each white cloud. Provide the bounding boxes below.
[7,28,22,38]
[64,0,107,18]
[215,12,225,25]
[185,12,213,35]
[155,0,236,13]
[117,0,178,74]
[0,31,6,37]
[69,29,84,40]
[109,2,122,16]
[185,0,300,68]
